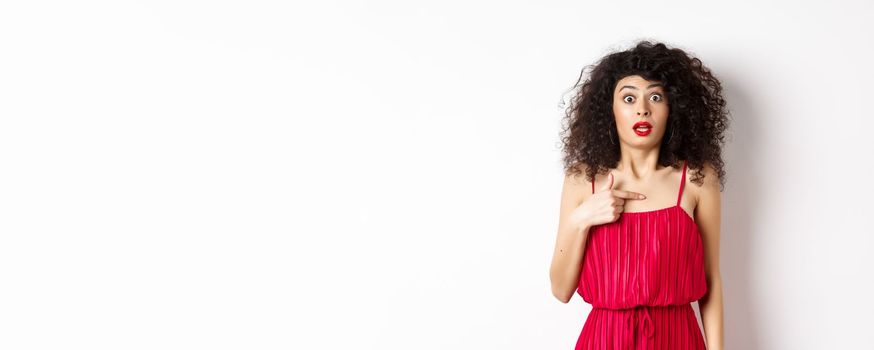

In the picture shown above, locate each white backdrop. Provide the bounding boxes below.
[1,1,873,349]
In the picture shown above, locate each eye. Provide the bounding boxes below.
[623,95,634,103]
[650,94,663,102]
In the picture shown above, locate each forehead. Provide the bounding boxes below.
[614,75,664,93]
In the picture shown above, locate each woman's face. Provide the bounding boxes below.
[612,75,670,148]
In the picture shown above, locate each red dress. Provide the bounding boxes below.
[576,160,708,349]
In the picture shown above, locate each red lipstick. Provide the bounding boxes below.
[633,121,652,136]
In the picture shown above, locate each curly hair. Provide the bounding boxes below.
[559,40,730,191]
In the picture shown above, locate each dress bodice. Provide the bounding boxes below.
[577,160,708,309]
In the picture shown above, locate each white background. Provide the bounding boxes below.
[1,1,873,349]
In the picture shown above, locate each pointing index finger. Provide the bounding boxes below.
[612,189,646,200]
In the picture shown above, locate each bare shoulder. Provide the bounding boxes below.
[562,163,594,205]
[695,161,720,190]
[689,161,721,215]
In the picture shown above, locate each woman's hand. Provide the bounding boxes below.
[569,172,647,230]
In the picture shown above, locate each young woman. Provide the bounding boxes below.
[549,40,729,349]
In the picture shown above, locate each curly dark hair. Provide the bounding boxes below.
[559,40,730,191]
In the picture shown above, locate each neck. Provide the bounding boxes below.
[616,145,662,181]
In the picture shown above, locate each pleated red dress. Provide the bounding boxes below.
[575,159,708,350]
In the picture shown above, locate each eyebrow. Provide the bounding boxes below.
[619,83,664,92]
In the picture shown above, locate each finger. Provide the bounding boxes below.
[612,189,646,200]
[614,203,624,214]
[598,172,614,192]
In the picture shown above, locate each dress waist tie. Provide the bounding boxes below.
[623,305,655,349]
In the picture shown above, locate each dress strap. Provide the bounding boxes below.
[676,159,687,206]
[591,176,595,194]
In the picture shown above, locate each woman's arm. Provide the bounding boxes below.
[695,162,724,349]
[549,172,591,303]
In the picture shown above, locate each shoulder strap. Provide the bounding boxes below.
[591,176,595,194]
[676,159,687,206]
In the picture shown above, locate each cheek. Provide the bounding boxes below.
[613,102,634,119]
[656,111,670,126]
[613,104,635,128]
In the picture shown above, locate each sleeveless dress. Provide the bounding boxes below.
[575,159,708,350]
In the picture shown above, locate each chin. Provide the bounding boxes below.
[625,141,658,150]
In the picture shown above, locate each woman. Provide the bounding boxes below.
[549,40,729,349]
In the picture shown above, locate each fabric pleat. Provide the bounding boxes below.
[575,160,708,349]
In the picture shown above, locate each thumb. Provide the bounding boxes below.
[598,172,614,192]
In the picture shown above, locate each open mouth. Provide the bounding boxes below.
[633,121,652,136]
